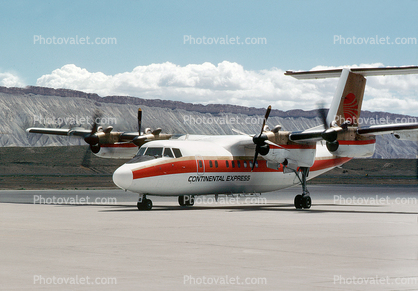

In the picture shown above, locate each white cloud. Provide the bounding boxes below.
[0,71,25,87]
[36,62,418,116]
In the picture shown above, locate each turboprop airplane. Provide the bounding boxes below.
[112,66,418,210]
[26,108,172,159]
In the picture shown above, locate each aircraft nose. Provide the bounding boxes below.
[113,165,133,190]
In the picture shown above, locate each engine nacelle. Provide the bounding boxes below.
[329,141,375,158]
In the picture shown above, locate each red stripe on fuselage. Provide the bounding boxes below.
[132,157,351,180]
[270,144,316,149]
[337,139,375,145]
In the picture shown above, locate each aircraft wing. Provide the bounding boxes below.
[26,127,91,137]
[357,123,418,140]
[119,132,152,142]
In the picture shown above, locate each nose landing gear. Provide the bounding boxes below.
[137,194,153,210]
[294,167,311,209]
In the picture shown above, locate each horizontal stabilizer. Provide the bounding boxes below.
[285,66,418,79]
[358,123,418,140]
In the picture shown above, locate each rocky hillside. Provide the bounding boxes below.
[0,86,416,158]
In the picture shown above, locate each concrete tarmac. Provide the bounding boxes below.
[1,185,418,290]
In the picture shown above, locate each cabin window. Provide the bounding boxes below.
[163,148,174,158]
[172,148,182,158]
[209,160,213,168]
[243,161,247,168]
[231,161,235,168]
[137,147,146,156]
[226,161,229,168]
[144,147,163,157]
[198,160,203,168]
[237,161,241,168]
[249,162,253,169]
[255,161,259,168]
[215,161,218,168]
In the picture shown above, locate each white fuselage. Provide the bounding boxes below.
[113,135,375,196]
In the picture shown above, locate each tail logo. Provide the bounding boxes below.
[343,93,358,124]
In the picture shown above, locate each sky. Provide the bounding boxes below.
[1,0,418,115]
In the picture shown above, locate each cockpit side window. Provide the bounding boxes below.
[137,147,147,156]
[163,148,174,158]
[144,147,163,157]
[172,148,182,158]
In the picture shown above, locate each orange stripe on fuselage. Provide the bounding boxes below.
[132,157,351,180]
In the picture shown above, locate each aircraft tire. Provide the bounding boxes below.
[137,199,153,210]
[178,195,194,206]
[294,195,303,209]
[302,195,311,209]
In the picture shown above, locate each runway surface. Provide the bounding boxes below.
[1,185,418,290]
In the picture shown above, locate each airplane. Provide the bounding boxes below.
[111,66,418,210]
[26,108,172,159]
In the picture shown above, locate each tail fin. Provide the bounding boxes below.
[285,65,418,127]
[327,69,365,127]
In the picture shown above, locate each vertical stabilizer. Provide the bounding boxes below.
[326,69,366,127]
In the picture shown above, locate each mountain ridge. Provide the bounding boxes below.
[0,85,416,159]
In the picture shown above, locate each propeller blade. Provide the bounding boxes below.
[251,150,259,171]
[232,128,252,136]
[260,105,272,135]
[91,110,102,134]
[138,108,142,134]
[265,140,285,149]
[81,146,92,168]
[84,110,102,146]
[317,102,328,129]
[151,128,162,135]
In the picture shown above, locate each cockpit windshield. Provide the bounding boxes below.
[135,146,182,159]
[144,147,163,157]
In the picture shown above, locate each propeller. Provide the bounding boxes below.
[316,103,339,152]
[251,105,272,171]
[81,110,102,167]
[132,108,164,146]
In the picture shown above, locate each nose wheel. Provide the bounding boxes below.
[293,167,311,209]
[137,194,153,210]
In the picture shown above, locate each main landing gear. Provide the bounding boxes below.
[137,194,153,210]
[178,195,195,207]
[293,167,311,209]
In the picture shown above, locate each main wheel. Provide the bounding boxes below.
[178,195,194,206]
[294,194,303,209]
[188,196,195,206]
[302,195,311,209]
[178,195,187,206]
